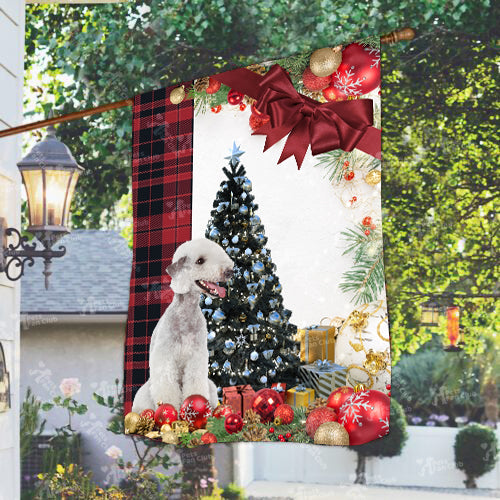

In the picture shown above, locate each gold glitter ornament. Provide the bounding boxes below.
[266,333,272,340]
[145,431,161,439]
[171,420,190,435]
[161,430,179,445]
[314,421,350,446]
[309,46,342,77]
[273,416,283,426]
[170,85,186,105]
[365,170,382,186]
[160,423,172,434]
[349,310,369,332]
[124,412,141,434]
[364,349,388,375]
[353,383,366,393]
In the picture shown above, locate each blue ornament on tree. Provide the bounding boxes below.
[256,234,266,244]
[239,205,249,215]
[243,270,251,281]
[207,331,216,341]
[275,356,283,365]
[261,248,267,255]
[205,297,213,306]
[242,178,252,192]
[253,261,265,273]
[250,351,259,361]
[247,294,257,309]
[224,220,230,227]
[213,309,226,323]
[247,283,258,292]
[209,228,220,239]
[260,375,268,384]
[229,378,237,386]
[211,361,219,370]
[257,311,264,320]
[222,238,229,246]
[263,349,274,360]
[241,192,248,200]
[268,369,276,378]
[243,367,251,377]
[250,215,260,225]
[232,235,239,244]
[269,311,281,324]
[223,360,231,371]
[274,283,282,293]
[244,248,252,256]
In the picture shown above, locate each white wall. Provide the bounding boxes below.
[0,1,25,498]
[238,426,500,489]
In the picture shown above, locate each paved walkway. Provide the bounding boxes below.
[245,481,500,500]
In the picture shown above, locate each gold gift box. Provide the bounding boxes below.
[296,321,337,363]
[285,386,315,407]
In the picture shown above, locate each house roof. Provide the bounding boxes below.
[21,230,132,314]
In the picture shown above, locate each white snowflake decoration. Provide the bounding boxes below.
[339,390,374,426]
[235,333,248,348]
[181,401,199,425]
[333,67,365,96]
[378,416,390,438]
[364,45,380,69]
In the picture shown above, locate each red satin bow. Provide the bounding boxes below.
[252,65,374,168]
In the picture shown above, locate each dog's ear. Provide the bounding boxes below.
[167,256,191,294]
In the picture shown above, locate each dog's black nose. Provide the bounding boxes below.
[224,268,234,280]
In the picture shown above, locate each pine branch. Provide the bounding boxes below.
[357,35,381,49]
[274,50,312,85]
[188,83,231,115]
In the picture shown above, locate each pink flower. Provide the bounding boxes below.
[105,445,123,460]
[200,478,208,489]
[59,378,81,398]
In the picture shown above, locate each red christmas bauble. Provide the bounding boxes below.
[362,216,373,227]
[344,171,355,181]
[201,432,218,444]
[274,403,294,425]
[140,409,155,420]
[322,84,347,102]
[179,394,212,430]
[212,404,233,420]
[338,389,390,445]
[302,66,331,91]
[331,43,380,97]
[206,77,221,94]
[154,403,178,427]
[224,413,244,434]
[251,389,283,423]
[327,386,354,412]
[305,407,337,439]
[239,103,247,111]
[227,89,244,105]
[249,114,270,132]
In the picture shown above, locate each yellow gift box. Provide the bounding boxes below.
[285,385,315,407]
[296,318,339,363]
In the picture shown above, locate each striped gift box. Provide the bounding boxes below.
[298,361,347,399]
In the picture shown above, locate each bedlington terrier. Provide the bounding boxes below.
[132,238,233,414]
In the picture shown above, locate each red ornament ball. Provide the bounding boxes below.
[364,229,371,236]
[362,216,373,227]
[302,66,331,91]
[140,409,155,420]
[201,432,218,444]
[274,403,294,425]
[331,43,380,97]
[206,77,221,94]
[344,171,355,181]
[212,404,233,420]
[251,389,283,423]
[249,113,270,132]
[211,105,222,114]
[154,403,178,427]
[239,103,247,111]
[386,384,391,390]
[305,407,337,439]
[227,88,244,105]
[327,386,354,412]
[179,394,212,430]
[224,413,244,434]
[338,389,390,446]
[322,84,347,102]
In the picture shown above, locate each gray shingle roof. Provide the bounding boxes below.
[21,230,132,314]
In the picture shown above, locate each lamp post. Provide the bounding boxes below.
[420,299,440,327]
[0,125,83,289]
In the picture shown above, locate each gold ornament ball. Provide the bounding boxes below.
[239,313,247,323]
[162,430,179,445]
[171,420,190,435]
[124,411,141,434]
[170,85,186,105]
[314,422,350,446]
[160,423,172,434]
[309,47,342,77]
[365,170,382,186]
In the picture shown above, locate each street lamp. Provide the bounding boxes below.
[420,299,440,327]
[0,125,83,289]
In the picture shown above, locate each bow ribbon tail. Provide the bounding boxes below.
[277,119,311,168]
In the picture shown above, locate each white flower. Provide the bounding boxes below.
[59,378,81,398]
[105,445,123,460]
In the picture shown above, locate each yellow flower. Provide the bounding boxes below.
[56,464,65,474]
[37,473,44,480]
[68,463,74,474]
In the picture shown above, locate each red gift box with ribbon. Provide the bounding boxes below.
[222,385,255,415]
[271,382,287,394]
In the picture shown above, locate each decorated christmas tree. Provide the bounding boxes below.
[203,143,300,391]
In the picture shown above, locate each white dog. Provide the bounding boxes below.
[132,238,234,413]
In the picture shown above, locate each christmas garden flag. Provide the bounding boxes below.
[124,38,391,446]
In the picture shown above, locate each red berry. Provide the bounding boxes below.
[302,66,331,91]
[278,434,284,440]
[269,427,275,433]
[387,392,391,397]
[364,229,370,236]
[386,384,391,390]
[285,432,292,439]
[362,216,373,227]
[371,224,377,230]
[239,103,247,111]
[352,196,357,202]
[206,77,221,94]
[344,171,355,181]
[344,161,350,167]
[211,105,222,113]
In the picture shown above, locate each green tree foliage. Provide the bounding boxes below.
[454,423,498,488]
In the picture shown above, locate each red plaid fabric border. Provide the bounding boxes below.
[124,85,194,414]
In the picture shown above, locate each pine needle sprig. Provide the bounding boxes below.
[274,50,312,85]
[357,35,381,49]
[188,83,231,115]
[339,223,385,305]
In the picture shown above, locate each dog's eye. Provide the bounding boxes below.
[196,257,205,265]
